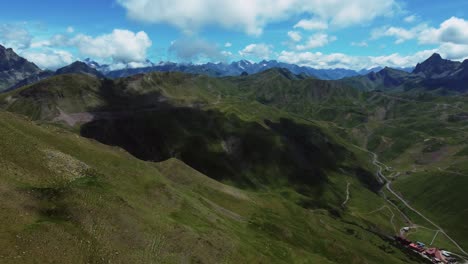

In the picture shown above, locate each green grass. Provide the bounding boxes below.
[0,109,421,263]
[1,69,467,262]
[393,169,468,251]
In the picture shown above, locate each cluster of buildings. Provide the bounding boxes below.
[396,236,457,263]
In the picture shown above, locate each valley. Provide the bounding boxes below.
[0,44,467,263]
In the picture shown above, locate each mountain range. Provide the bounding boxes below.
[343,53,468,93]
[0,44,419,93]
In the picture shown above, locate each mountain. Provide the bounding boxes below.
[0,44,42,91]
[413,53,461,78]
[55,61,105,78]
[343,53,468,93]
[1,67,468,262]
[342,67,411,91]
[1,58,105,92]
[0,106,423,263]
[99,59,362,80]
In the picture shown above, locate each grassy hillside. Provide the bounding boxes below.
[0,110,423,263]
[2,69,467,260]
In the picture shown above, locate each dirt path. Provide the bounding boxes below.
[341,181,351,208]
[430,230,440,246]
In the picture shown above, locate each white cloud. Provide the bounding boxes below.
[351,41,368,47]
[296,33,336,50]
[287,31,302,42]
[169,38,226,61]
[277,49,437,70]
[419,17,468,45]
[0,24,32,50]
[106,60,154,71]
[71,29,152,63]
[372,24,428,44]
[21,49,74,70]
[224,42,232,47]
[372,27,414,44]
[371,17,468,48]
[66,26,74,33]
[117,0,398,35]
[31,29,153,63]
[239,43,273,59]
[294,19,328,31]
[404,15,417,23]
[221,50,233,57]
[438,43,468,61]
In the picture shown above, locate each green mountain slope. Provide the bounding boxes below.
[2,68,467,260]
[0,110,423,263]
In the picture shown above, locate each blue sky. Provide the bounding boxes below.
[1,0,468,70]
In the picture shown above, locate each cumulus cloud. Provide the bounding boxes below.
[296,33,336,50]
[294,19,328,31]
[438,43,468,61]
[239,43,273,59]
[21,49,74,70]
[287,31,302,42]
[66,26,75,33]
[169,38,226,61]
[277,49,437,70]
[372,24,428,44]
[419,17,468,45]
[30,29,152,63]
[372,17,468,48]
[71,29,152,63]
[224,42,232,47]
[0,24,33,50]
[117,0,398,35]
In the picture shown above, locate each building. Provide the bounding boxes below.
[409,243,424,252]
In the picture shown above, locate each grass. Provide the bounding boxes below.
[1,69,467,262]
[0,109,422,263]
[393,169,468,251]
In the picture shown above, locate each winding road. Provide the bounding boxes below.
[353,145,468,257]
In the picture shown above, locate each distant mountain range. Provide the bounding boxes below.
[85,58,414,80]
[342,53,468,94]
[89,59,367,80]
[2,44,467,95]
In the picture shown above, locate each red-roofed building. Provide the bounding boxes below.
[425,248,437,257]
[434,250,448,263]
[409,243,424,252]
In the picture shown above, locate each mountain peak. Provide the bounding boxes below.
[55,60,105,78]
[0,44,42,91]
[428,53,443,61]
[413,53,461,76]
[461,59,468,68]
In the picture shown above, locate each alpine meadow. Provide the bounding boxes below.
[1,1,468,263]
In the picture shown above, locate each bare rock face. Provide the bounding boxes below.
[0,44,42,91]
